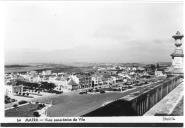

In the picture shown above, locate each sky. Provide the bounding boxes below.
[4,2,184,64]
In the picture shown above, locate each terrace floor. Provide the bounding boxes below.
[144,82,184,116]
[171,97,183,116]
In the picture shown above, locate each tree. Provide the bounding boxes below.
[33,111,40,117]
[40,82,47,90]
[37,104,45,110]
[31,83,39,89]
[5,96,11,104]
[156,63,160,69]
[150,64,156,71]
[47,83,56,91]
[40,82,56,91]
[13,104,18,108]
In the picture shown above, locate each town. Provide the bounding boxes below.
[5,63,168,95]
[5,62,169,116]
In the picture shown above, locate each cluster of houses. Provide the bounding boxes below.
[5,64,167,96]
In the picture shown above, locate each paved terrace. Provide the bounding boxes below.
[144,81,183,116]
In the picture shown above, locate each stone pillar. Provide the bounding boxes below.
[140,98,143,115]
[149,94,152,108]
[131,99,137,112]
[139,99,141,116]
[172,80,174,89]
[166,84,169,94]
[146,94,150,111]
[141,100,143,115]
[153,92,155,106]
[138,98,141,115]
[153,91,155,105]
[155,89,158,103]
[172,79,174,89]
[161,87,163,98]
[143,99,145,114]
[151,92,154,107]
[158,88,161,101]
[150,93,152,108]
[137,101,140,116]
[143,98,146,114]
[140,97,142,115]
[141,98,144,115]
[144,97,147,113]
[142,98,145,114]
[163,86,166,98]
[169,81,171,92]
[165,85,168,96]
[158,88,160,100]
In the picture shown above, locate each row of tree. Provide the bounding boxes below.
[16,80,56,91]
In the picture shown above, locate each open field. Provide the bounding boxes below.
[5,64,95,73]
[5,64,54,73]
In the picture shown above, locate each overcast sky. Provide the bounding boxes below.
[4,2,184,64]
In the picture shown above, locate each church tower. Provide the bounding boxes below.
[170,31,184,74]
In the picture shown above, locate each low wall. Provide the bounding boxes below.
[83,75,183,116]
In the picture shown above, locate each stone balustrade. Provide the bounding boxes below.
[83,75,183,116]
[121,75,182,116]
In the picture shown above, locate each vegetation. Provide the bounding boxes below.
[16,80,56,92]
[5,65,30,68]
[16,80,39,89]
[40,82,56,91]
[13,104,18,108]
[37,104,46,110]
[33,111,40,117]
[5,103,40,117]
[150,64,156,71]
[48,90,62,94]
[5,96,16,104]
[18,100,28,105]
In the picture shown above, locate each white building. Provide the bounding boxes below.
[155,70,167,77]
[53,77,68,92]
[42,70,52,76]
[5,84,23,96]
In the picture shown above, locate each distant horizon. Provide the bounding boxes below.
[4,61,172,66]
[4,2,183,64]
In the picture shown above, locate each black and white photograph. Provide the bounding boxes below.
[0,0,184,127]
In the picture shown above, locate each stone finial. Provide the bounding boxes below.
[176,31,181,35]
[172,31,184,40]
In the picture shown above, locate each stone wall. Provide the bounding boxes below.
[129,75,182,116]
[83,75,183,116]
